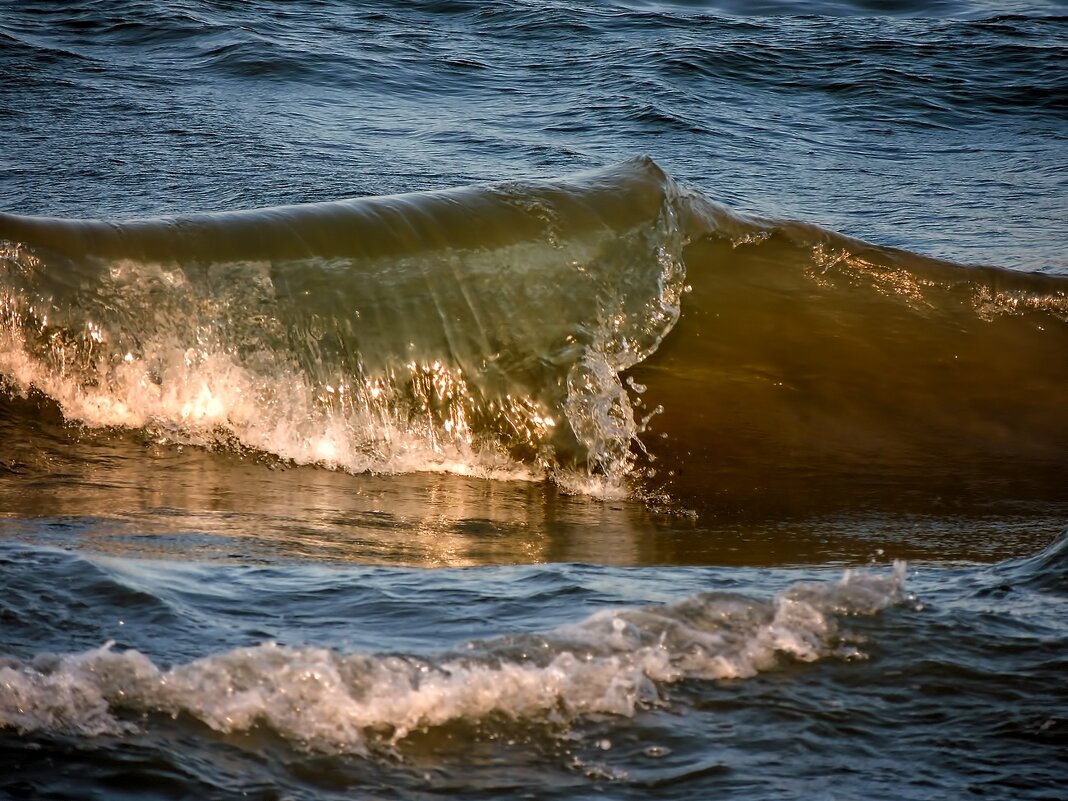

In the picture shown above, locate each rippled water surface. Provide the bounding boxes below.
[1,1,1067,799]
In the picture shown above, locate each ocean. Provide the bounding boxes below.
[1,1,1066,798]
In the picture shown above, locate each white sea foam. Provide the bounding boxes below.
[0,563,906,751]
[0,318,542,483]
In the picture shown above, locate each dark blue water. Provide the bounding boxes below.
[2,1,1067,798]
[3,0,1065,270]
[2,537,1066,799]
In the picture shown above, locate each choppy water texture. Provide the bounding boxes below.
[1,1,1067,799]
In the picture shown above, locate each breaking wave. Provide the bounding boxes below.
[2,158,1066,512]
[0,158,692,493]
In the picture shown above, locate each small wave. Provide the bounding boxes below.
[995,529,1068,596]
[0,563,906,751]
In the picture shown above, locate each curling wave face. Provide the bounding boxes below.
[0,158,690,491]
[2,158,1066,514]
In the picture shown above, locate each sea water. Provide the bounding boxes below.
[1,2,1066,798]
